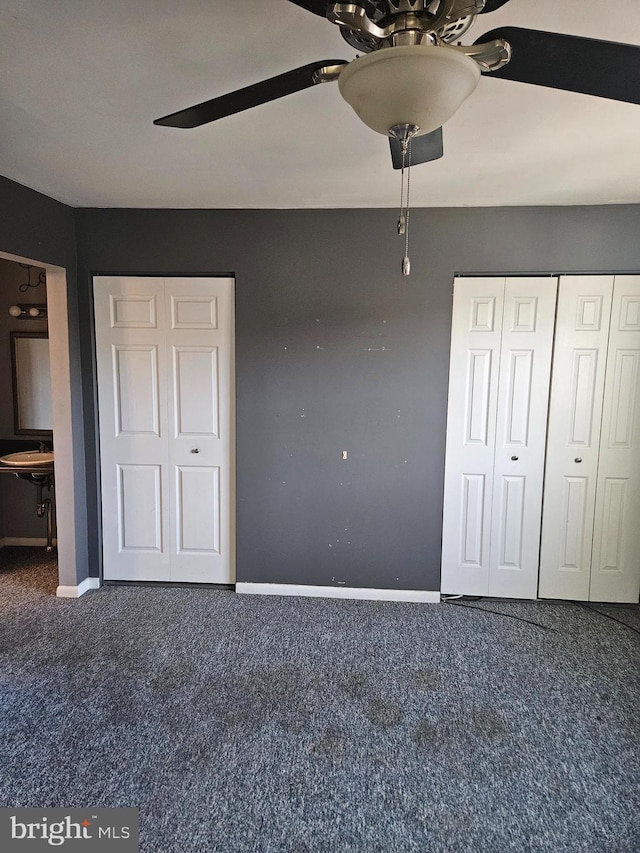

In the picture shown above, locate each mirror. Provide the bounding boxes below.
[10,331,52,435]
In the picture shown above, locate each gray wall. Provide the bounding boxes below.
[0,175,89,580]
[75,205,640,590]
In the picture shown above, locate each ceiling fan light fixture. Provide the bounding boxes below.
[337,45,481,137]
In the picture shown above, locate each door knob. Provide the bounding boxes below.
[191,448,200,454]
[574,457,582,463]
[511,455,519,461]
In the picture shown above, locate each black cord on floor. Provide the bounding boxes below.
[571,601,640,637]
[443,599,558,632]
[442,594,482,602]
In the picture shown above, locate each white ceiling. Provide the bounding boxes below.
[1,0,639,209]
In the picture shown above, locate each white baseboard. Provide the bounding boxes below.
[56,577,100,598]
[0,537,58,548]
[236,582,440,604]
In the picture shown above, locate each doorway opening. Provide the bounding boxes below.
[0,250,83,597]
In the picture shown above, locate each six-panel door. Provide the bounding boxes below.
[441,276,557,598]
[94,276,235,583]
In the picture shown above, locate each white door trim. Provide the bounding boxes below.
[0,250,84,595]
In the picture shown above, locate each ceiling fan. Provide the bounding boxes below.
[154,0,640,170]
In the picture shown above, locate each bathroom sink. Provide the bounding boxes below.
[0,451,54,467]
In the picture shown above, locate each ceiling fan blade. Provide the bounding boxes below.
[287,0,378,17]
[480,0,514,12]
[154,60,348,128]
[389,128,443,169]
[477,27,640,105]
[286,0,331,15]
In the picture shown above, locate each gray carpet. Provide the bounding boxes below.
[0,547,639,853]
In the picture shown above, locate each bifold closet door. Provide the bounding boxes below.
[540,275,640,602]
[94,276,235,584]
[95,278,171,581]
[538,277,614,600]
[441,278,504,596]
[590,276,640,602]
[441,276,557,598]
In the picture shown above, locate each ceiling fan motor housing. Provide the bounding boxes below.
[338,0,477,53]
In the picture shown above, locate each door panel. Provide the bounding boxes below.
[558,476,589,570]
[539,276,614,600]
[171,294,218,329]
[441,278,505,595]
[95,278,171,581]
[176,466,220,554]
[497,475,525,568]
[589,276,640,602]
[465,349,494,445]
[110,293,158,328]
[567,350,600,446]
[504,349,533,445]
[173,347,219,437]
[166,278,234,583]
[489,277,557,598]
[606,350,639,448]
[575,295,605,331]
[117,464,163,552]
[113,346,161,436]
[460,473,487,568]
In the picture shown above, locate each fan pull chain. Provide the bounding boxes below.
[397,146,407,237]
[403,138,412,277]
[391,123,418,277]
[397,138,412,276]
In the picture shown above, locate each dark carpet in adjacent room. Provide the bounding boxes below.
[0,547,639,852]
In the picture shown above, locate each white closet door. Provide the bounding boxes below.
[488,277,557,598]
[95,276,235,584]
[441,278,505,596]
[538,276,614,600]
[95,277,171,581]
[589,275,640,602]
[166,278,235,583]
[442,276,557,598]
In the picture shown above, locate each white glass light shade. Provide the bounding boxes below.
[338,45,480,137]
